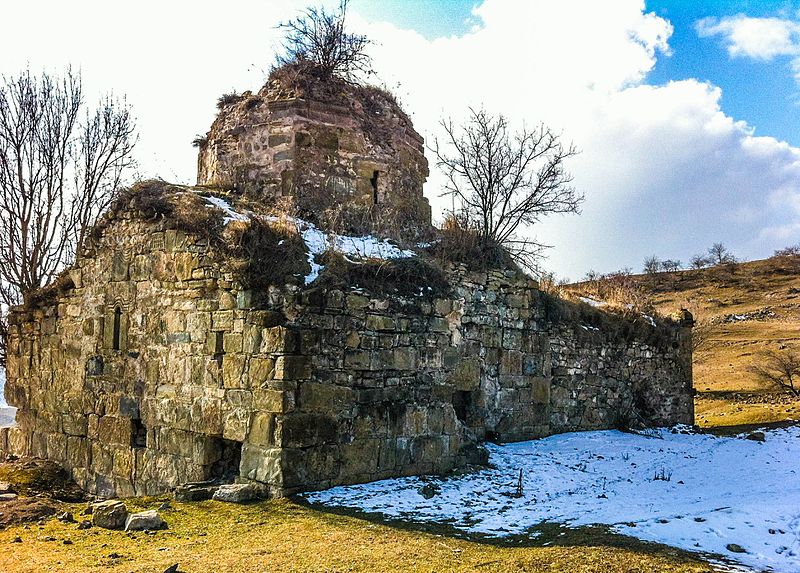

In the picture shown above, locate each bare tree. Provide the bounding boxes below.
[277,0,371,82]
[432,108,581,270]
[0,69,136,366]
[707,242,736,266]
[690,254,709,270]
[774,244,800,257]
[748,349,800,396]
[643,255,661,275]
[660,259,682,273]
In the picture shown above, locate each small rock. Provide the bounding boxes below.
[124,510,167,532]
[63,539,73,545]
[0,482,13,494]
[727,543,747,553]
[11,536,21,543]
[108,552,122,559]
[163,564,180,573]
[43,536,56,542]
[212,483,259,504]
[0,493,18,502]
[57,511,75,523]
[77,520,92,530]
[174,483,219,502]
[745,431,766,442]
[158,501,171,511]
[92,500,128,530]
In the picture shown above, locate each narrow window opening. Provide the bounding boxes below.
[204,437,242,482]
[453,390,472,424]
[131,418,147,448]
[112,306,123,351]
[213,331,225,368]
[370,171,379,205]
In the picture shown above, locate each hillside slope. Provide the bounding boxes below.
[572,256,800,427]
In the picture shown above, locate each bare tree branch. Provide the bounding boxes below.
[0,68,137,367]
[277,0,372,82]
[748,349,800,396]
[432,108,581,271]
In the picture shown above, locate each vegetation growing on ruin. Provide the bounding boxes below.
[539,290,682,352]
[223,215,310,289]
[316,251,452,299]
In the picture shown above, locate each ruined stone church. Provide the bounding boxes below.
[0,69,694,498]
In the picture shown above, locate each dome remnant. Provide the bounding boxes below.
[197,68,432,241]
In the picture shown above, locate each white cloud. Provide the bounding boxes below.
[1,0,799,277]
[360,1,800,276]
[696,14,800,60]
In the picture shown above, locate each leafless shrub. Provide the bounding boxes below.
[429,213,517,272]
[690,254,710,269]
[643,255,661,275]
[277,0,372,82]
[774,244,800,257]
[661,259,682,273]
[432,108,581,272]
[748,348,800,396]
[653,467,672,482]
[707,242,737,266]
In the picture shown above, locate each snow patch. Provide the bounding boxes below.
[579,296,607,308]
[204,195,249,224]
[203,195,415,285]
[304,427,800,573]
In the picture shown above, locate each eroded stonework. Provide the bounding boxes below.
[197,74,431,240]
[0,210,693,497]
[0,72,693,498]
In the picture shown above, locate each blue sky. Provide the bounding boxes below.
[647,0,800,146]
[3,0,800,278]
[354,0,800,148]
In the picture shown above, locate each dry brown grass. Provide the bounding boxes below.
[627,256,800,427]
[0,498,721,573]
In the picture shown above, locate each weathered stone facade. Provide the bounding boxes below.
[0,207,693,498]
[197,73,431,240]
[0,71,693,498]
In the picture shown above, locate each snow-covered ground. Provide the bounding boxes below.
[204,195,415,284]
[305,427,800,573]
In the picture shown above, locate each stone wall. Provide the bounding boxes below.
[197,77,431,240]
[1,215,693,498]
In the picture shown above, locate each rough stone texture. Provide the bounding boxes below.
[212,483,259,503]
[197,76,432,240]
[0,74,693,498]
[92,500,128,530]
[124,509,167,531]
[0,210,693,498]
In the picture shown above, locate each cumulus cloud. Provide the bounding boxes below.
[358,1,800,276]
[1,0,799,277]
[696,14,800,60]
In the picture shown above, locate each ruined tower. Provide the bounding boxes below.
[196,67,432,240]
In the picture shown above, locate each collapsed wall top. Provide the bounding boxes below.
[197,65,432,241]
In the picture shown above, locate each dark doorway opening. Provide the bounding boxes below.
[370,171,379,204]
[131,418,147,448]
[204,437,242,482]
[453,390,473,424]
